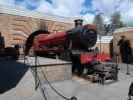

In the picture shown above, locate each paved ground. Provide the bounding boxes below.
[0,58,133,100]
[42,71,133,100]
[0,60,44,100]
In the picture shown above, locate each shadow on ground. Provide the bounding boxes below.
[0,60,29,94]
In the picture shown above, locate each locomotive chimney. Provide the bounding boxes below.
[74,19,83,28]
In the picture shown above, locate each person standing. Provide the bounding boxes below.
[117,36,132,63]
[0,32,5,49]
[0,32,5,57]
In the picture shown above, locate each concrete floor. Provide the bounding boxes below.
[42,71,133,100]
[0,58,133,100]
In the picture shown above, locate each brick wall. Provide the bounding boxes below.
[95,43,110,54]
[0,13,74,47]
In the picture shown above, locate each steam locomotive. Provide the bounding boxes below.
[25,19,118,84]
[25,19,97,57]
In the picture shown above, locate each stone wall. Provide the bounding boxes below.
[95,43,111,55]
[37,63,72,82]
[0,13,74,47]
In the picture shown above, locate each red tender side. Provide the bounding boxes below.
[96,53,111,62]
[80,53,111,64]
[80,53,95,64]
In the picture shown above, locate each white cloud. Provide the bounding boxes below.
[91,0,133,26]
[0,0,15,6]
[103,16,110,24]
[121,7,133,26]
[37,0,133,26]
[36,0,53,13]
[37,0,85,17]
[92,0,121,15]
[0,0,133,26]
[119,0,133,26]
[82,13,94,24]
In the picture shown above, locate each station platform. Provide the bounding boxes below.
[0,57,133,100]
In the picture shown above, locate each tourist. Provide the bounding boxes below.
[117,36,132,63]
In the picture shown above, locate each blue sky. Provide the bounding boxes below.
[0,0,133,26]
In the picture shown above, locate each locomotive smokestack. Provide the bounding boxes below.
[74,19,83,28]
